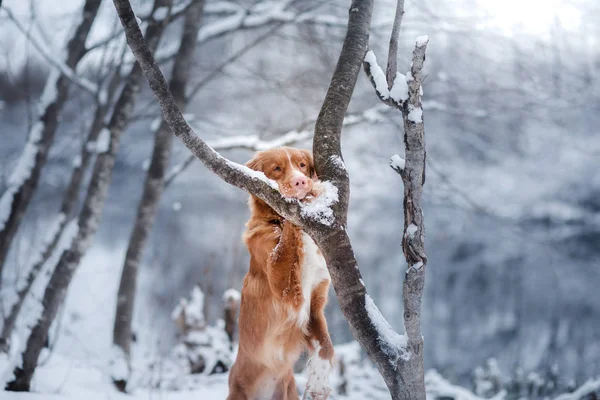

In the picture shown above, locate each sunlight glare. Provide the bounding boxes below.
[479,0,582,36]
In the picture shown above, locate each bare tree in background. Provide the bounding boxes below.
[5,0,175,391]
[0,0,102,281]
[112,0,206,389]
[0,46,124,354]
[113,0,429,398]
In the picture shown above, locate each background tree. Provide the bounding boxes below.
[5,0,175,390]
[0,0,102,279]
[112,0,206,389]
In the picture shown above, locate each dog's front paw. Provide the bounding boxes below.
[303,355,332,400]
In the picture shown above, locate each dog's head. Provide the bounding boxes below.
[246,147,316,200]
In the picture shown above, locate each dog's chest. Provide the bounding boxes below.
[297,232,330,329]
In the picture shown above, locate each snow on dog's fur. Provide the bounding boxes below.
[227,147,333,400]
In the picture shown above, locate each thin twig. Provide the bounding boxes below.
[386,0,405,87]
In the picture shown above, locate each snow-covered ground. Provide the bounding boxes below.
[3,338,600,400]
[0,341,556,400]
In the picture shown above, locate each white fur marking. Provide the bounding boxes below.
[285,148,306,180]
[297,233,330,331]
[304,341,332,400]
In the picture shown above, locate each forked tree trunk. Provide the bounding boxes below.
[112,1,431,399]
[0,71,122,353]
[0,0,102,277]
[5,1,173,391]
[112,0,205,381]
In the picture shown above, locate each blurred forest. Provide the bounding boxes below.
[0,0,599,390]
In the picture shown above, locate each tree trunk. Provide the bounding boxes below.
[0,0,102,277]
[4,2,172,391]
[112,0,205,383]
[0,71,122,353]
[112,1,432,399]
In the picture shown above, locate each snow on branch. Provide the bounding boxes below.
[0,71,59,231]
[365,294,410,366]
[2,8,99,95]
[364,51,390,100]
[164,105,389,187]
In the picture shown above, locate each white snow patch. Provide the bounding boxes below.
[426,370,506,400]
[171,286,206,327]
[329,155,346,171]
[0,120,46,230]
[150,117,162,131]
[408,106,423,123]
[364,294,410,364]
[390,154,405,171]
[416,35,430,47]
[153,6,169,21]
[222,288,241,303]
[85,141,97,152]
[364,51,389,99]
[555,379,600,400]
[96,128,111,153]
[406,223,418,238]
[226,160,279,190]
[97,89,108,106]
[390,72,408,103]
[28,213,66,267]
[37,69,60,114]
[409,261,424,271]
[300,181,339,226]
[109,344,129,381]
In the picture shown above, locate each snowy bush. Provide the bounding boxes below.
[170,286,235,375]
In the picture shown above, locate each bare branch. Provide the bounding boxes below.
[164,106,389,187]
[312,1,373,219]
[2,7,99,95]
[386,0,405,87]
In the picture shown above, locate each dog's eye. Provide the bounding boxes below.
[300,163,306,168]
[273,166,281,172]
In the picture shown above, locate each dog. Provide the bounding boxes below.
[227,147,334,400]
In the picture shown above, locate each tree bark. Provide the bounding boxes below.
[0,71,122,353]
[112,1,432,399]
[112,0,205,382]
[5,2,173,391]
[0,0,102,277]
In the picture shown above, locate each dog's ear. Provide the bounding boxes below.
[300,149,316,179]
[245,152,264,172]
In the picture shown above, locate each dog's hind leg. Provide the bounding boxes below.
[303,280,334,400]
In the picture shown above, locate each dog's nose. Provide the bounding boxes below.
[291,176,308,188]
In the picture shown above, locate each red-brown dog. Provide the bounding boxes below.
[227,147,333,400]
